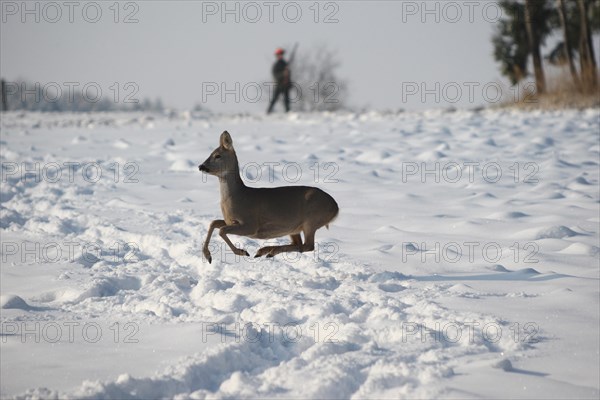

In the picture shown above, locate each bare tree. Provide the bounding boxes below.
[577,0,598,88]
[288,44,348,112]
[492,1,530,85]
[525,0,547,94]
[557,0,580,85]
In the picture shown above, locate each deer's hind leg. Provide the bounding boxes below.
[255,234,302,258]
[290,233,302,246]
[255,231,316,258]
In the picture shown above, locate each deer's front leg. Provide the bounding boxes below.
[203,219,226,263]
[219,222,252,258]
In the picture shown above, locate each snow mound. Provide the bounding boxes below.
[169,159,195,172]
[356,150,392,163]
[1,294,31,310]
[73,334,296,399]
[113,139,131,149]
[416,150,446,161]
[558,242,600,256]
[514,225,580,240]
[487,211,529,220]
[493,359,514,372]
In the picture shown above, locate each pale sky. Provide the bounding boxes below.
[0,0,582,113]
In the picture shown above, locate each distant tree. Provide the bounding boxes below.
[524,0,555,94]
[577,0,598,88]
[153,98,164,112]
[493,0,563,93]
[286,44,348,112]
[556,0,580,85]
[492,1,530,84]
[547,0,599,89]
[0,79,168,112]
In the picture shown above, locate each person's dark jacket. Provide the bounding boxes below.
[272,59,290,87]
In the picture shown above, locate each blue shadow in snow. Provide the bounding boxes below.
[411,268,571,282]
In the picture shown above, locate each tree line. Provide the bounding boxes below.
[493,0,599,94]
[0,79,165,113]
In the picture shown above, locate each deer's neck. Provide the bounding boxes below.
[218,163,246,202]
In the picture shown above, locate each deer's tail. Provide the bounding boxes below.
[325,200,340,230]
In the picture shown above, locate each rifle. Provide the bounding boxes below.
[288,43,299,65]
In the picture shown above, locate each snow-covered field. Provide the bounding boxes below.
[1,108,599,399]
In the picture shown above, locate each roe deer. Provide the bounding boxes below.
[199,131,339,263]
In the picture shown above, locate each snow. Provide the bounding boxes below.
[1,108,599,399]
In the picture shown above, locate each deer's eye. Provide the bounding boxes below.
[214,154,221,159]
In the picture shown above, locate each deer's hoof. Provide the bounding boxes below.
[256,247,277,258]
[255,247,272,258]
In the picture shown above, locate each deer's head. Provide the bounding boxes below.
[199,131,238,178]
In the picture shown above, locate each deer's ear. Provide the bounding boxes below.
[220,131,233,150]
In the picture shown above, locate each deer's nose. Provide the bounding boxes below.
[199,164,209,172]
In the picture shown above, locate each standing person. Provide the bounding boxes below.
[1,79,7,111]
[267,48,291,114]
